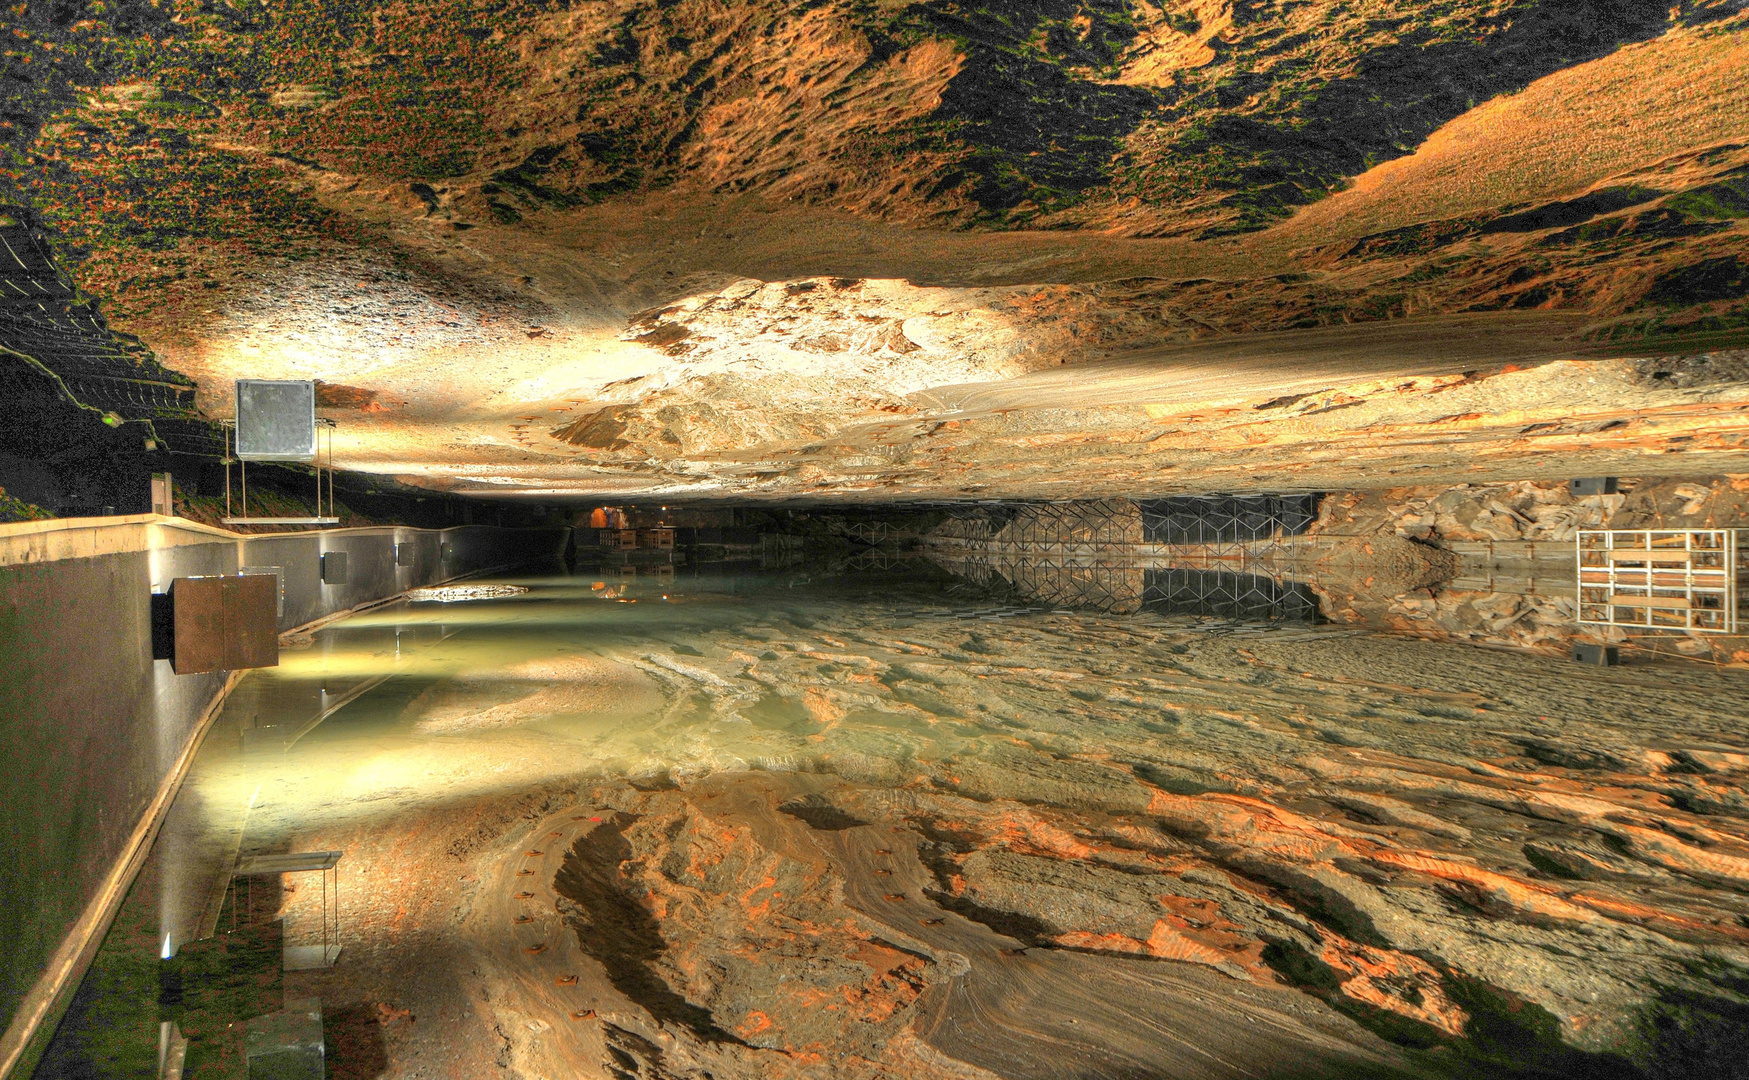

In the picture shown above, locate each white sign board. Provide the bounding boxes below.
[236,380,317,461]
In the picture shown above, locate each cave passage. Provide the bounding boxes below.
[30,494,1749,1079]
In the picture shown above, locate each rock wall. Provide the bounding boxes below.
[1317,476,1749,663]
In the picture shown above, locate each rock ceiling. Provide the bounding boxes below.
[3,0,1748,499]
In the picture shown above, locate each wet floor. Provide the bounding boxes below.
[36,551,1749,1080]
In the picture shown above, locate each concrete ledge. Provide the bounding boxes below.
[0,670,243,1080]
[0,519,567,1078]
[0,515,524,568]
[0,514,158,567]
[0,514,268,567]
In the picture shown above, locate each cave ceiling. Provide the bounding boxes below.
[3,0,1748,500]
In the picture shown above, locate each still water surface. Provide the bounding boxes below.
[39,559,1749,1080]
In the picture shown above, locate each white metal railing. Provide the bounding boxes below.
[1576,529,1742,633]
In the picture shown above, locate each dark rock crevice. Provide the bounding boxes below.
[552,813,746,1046]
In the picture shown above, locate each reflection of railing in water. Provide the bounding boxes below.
[1140,494,1320,545]
[760,533,807,570]
[1577,529,1743,634]
[832,547,914,573]
[921,497,1322,617]
[1142,569,1320,623]
[925,550,1146,613]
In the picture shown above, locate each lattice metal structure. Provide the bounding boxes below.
[982,499,1143,553]
[1577,529,1743,633]
[1138,494,1320,564]
[920,497,1326,618]
[1142,569,1320,623]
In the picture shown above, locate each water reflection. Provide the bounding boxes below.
[40,547,1749,1080]
[915,480,1749,666]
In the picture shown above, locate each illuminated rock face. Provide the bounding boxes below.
[2,1,1748,500]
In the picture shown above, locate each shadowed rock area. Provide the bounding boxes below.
[553,812,746,1044]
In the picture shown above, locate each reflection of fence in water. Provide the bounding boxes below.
[922,496,1323,619]
[833,547,914,573]
[1576,529,1743,634]
[928,553,1146,613]
[1142,569,1320,623]
[921,500,1143,612]
[760,533,807,570]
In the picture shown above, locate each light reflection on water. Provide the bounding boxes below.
[168,562,1327,948]
[52,558,1749,1079]
[185,567,974,845]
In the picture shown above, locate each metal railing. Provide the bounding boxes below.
[220,418,340,526]
[1576,529,1743,634]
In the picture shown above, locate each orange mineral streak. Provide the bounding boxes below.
[1607,823,1749,887]
[1144,920,1239,968]
[992,812,1097,861]
[1145,788,1356,860]
[1056,917,1271,980]
[1320,936,1470,1037]
[1365,850,1601,923]
[1569,892,1749,944]
[738,1010,774,1037]
[1155,894,1270,979]
[741,873,780,920]
[803,687,848,725]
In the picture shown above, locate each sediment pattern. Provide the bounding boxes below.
[274,583,1749,1077]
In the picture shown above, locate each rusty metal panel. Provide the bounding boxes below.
[171,577,226,675]
[239,565,285,618]
[169,575,279,674]
[227,574,280,670]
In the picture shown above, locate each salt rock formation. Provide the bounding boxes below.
[3,2,1747,502]
[505,613,1749,1069]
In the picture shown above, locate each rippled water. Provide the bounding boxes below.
[40,559,1749,1080]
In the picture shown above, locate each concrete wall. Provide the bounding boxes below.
[232,526,545,633]
[0,517,565,1077]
